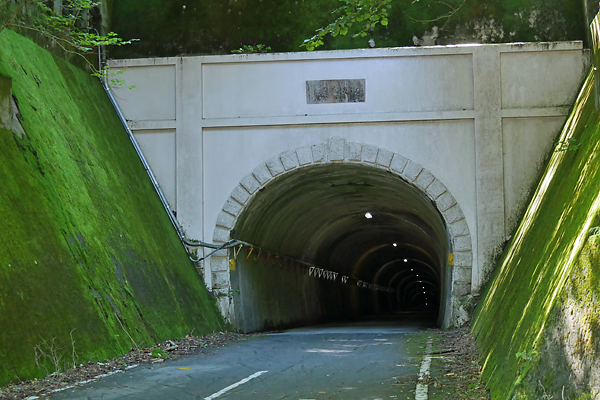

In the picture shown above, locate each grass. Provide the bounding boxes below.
[0,29,223,386]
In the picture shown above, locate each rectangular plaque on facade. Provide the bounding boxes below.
[306,79,366,104]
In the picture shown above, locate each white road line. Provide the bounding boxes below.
[415,338,433,400]
[204,370,268,400]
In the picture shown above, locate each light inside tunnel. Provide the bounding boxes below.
[229,163,451,333]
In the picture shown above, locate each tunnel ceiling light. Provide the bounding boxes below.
[404,259,408,262]
[393,243,397,247]
[365,212,373,219]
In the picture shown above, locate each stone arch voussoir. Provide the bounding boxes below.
[210,137,473,324]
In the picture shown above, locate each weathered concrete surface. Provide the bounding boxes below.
[108,42,589,330]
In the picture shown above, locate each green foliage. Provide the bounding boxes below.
[150,348,169,358]
[515,349,538,363]
[0,0,136,72]
[231,44,272,54]
[301,0,392,50]
[110,0,585,58]
[554,137,582,152]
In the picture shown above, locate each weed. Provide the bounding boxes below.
[231,44,271,54]
[34,337,64,377]
[554,137,581,152]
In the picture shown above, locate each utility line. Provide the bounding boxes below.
[99,62,235,260]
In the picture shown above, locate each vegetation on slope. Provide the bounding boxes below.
[0,29,223,386]
[472,65,600,398]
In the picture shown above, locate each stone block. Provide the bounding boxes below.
[212,248,228,257]
[436,191,457,212]
[347,142,362,161]
[443,204,464,224]
[426,179,447,200]
[296,146,313,165]
[312,143,326,163]
[211,256,229,272]
[362,145,378,164]
[253,163,272,185]
[414,170,435,190]
[449,218,470,237]
[376,149,394,168]
[266,156,285,176]
[231,185,250,204]
[240,174,260,194]
[216,211,235,229]
[329,137,346,161]
[212,271,230,288]
[401,160,422,182]
[213,227,231,243]
[453,235,472,252]
[454,251,473,267]
[453,266,472,282]
[453,282,471,296]
[280,150,298,170]
[390,154,408,174]
[223,198,242,216]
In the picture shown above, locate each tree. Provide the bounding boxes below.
[0,0,135,74]
[300,0,465,50]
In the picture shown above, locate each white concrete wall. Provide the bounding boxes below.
[109,42,588,299]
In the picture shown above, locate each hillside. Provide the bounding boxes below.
[0,29,223,386]
[472,49,600,399]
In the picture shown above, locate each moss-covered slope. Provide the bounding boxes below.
[0,29,223,386]
[471,65,600,398]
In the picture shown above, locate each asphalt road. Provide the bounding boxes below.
[51,317,433,400]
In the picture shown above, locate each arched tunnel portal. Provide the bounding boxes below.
[226,161,457,333]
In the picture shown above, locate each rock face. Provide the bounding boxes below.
[527,235,600,398]
[108,0,587,58]
[0,29,223,387]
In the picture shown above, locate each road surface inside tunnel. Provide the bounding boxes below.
[50,315,434,400]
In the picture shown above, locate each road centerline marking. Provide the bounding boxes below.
[415,337,433,400]
[204,370,268,400]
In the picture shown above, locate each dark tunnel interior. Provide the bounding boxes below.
[229,163,451,333]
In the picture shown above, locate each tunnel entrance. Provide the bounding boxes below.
[210,139,473,332]
[227,162,452,332]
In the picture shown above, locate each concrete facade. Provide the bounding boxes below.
[109,42,589,328]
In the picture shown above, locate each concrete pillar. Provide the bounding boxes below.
[472,48,505,291]
[176,58,210,286]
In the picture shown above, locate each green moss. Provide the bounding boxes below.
[0,29,223,386]
[472,67,600,399]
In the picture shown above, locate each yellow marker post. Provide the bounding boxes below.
[229,259,236,270]
[448,253,454,266]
